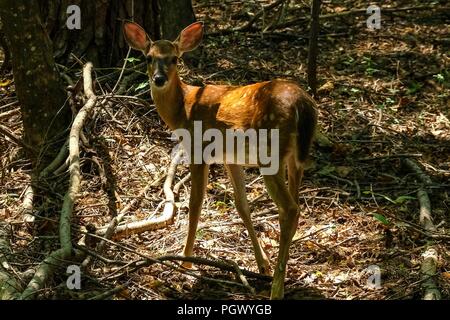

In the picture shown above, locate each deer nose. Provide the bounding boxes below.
[153,75,167,87]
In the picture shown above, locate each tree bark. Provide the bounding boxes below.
[28,0,195,67]
[307,0,321,97]
[0,0,71,170]
[159,0,196,41]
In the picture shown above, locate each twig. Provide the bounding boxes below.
[96,149,184,239]
[20,249,85,300]
[228,260,256,294]
[403,158,433,186]
[358,153,422,162]
[80,231,270,282]
[173,173,191,195]
[111,47,131,93]
[88,284,128,300]
[156,255,271,281]
[0,124,35,153]
[0,107,20,120]
[39,139,69,179]
[82,173,166,268]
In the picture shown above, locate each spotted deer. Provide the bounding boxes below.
[123,21,318,299]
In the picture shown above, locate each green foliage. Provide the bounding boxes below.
[433,73,445,83]
[372,213,389,225]
[134,81,149,91]
[125,57,140,63]
[406,81,423,95]
[361,56,380,76]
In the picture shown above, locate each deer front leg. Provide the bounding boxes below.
[263,171,300,300]
[182,163,209,269]
[225,164,270,275]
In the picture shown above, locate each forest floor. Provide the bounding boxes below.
[0,0,449,299]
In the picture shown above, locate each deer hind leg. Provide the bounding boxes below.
[182,163,209,269]
[287,153,304,206]
[225,164,270,275]
[263,168,299,300]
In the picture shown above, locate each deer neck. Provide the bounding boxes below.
[151,73,186,131]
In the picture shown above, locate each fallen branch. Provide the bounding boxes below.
[173,173,190,195]
[156,255,271,281]
[421,247,440,300]
[21,185,34,223]
[39,139,69,179]
[403,158,433,186]
[96,149,184,239]
[80,233,271,282]
[228,260,256,294]
[20,62,97,299]
[60,62,97,258]
[0,123,35,153]
[20,248,64,300]
[20,248,85,300]
[403,158,441,300]
[81,173,167,268]
[88,284,128,300]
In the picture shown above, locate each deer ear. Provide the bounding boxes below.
[174,22,203,55]
[123,21,151,53]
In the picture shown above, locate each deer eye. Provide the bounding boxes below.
[171,57,178,64]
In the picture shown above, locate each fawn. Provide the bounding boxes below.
[123,21,318,299]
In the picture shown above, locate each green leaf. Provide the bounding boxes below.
[377,193,396,204]
[407,81,423,95]
[373,213,389,225]
[433,73,444,83]
[318,165,336,176]
[394,195,416,204]
[385,97,395,105]
[125,57,140,63]
[134,81,149,91]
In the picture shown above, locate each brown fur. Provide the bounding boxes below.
[123,21,318,299]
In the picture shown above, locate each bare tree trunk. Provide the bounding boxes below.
[30,0,194,67]
[307,0,321,97]
[0,0,71,171]
[158,0,196,41]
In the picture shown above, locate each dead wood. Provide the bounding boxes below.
[403,158,441,300]
[96,149,184,239]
